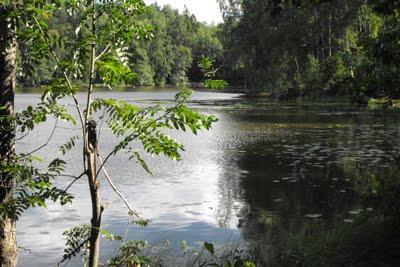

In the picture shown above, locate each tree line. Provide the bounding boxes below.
[218,0,400,100]
[17,3,224,88]
[11,0,400,100]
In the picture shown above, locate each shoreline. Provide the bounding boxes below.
[16,86,400,109]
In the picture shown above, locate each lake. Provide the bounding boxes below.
[15,90,400,266]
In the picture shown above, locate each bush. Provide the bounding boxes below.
[204,79,229,90]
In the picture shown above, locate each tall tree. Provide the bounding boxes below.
[0,0,18,266]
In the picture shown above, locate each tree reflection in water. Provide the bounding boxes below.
[214,105,400,248]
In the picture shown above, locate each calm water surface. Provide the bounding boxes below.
[15,90,400,266]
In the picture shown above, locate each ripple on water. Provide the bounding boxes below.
[16,93,400,266]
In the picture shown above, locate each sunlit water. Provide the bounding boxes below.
[15,90,400,266]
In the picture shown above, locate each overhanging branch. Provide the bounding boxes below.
[97,153,143,220]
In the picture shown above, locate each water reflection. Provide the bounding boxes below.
[15,91,400,266]
[215,106,400,245]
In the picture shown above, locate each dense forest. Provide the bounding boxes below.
[218,0,400,99]
[19,0,400,101]
[17,3,224,87]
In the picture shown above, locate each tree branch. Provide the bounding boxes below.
[94,43,111,62]
[97,153,143,219]
[58,237,90,265]
[21,118,58,157]
[95,101,182,177]
[63,172,86,192]
[15,131,29,142]
[32,15,87,171]
[32,15,85,129]
[84,4,98,126]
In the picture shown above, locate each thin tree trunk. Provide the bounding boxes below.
[87,0,101,265]
[86,118,101,267]
[0,2,18,267]
[86,130,101,267]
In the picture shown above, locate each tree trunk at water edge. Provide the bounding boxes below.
[0,2,18,266]
[87,151,102,267]
[86,119,102,267]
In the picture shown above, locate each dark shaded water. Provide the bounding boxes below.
[15,90,400,266]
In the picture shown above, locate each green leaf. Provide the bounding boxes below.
[181,240,188,254]
[59,135,79,155]
[243,261,256,267]
[129,151,153,176]
[99,228,122,241]
[29,155,44,162]
[61,225,91,263]
[204,242,215,255]
[132,219,150,227]
[97,55,138,86]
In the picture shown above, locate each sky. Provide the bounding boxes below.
[145,0,223,24]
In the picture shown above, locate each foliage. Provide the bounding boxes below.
[108,240,151,267]
[109,240,257,267]
[205,79,229,90]
[12,0,400,97]
[60,225,92,263]
[189,242,256,267]
[91,88,217,162]
[16,2,224,87]
[0,31,78,223]
[59,135,80,155]
[199,56,228,90]
[199,56,214,79]
[0,157,73,221]
[97,55,138,86]
[219,0,400,99]
[60,224,124,264]
[367,98,393,109]
[5,0,219,265]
